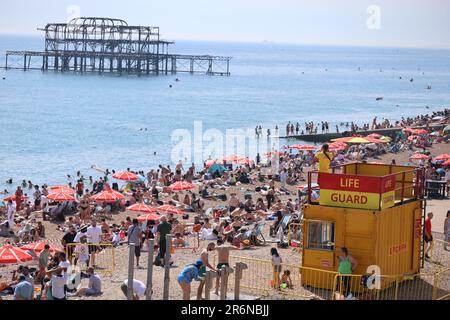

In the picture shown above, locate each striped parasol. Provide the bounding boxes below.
[47,192,76,202]
[127,203,157,213]
[157,205,184,215]
[112,171,139,181]
[169,181,195,191]
[0,245,33,264]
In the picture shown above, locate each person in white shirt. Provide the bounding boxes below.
[6,200,16,228]
[279,169,288,190]
[121,279,147,300]
[46,267,68,300]
[40,194,49,214]
[86,220,102,267]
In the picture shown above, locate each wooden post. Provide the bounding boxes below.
[234,262,248,300]
[146,239,155,300]
[5,54,8,70]
[24,54,27,71]
[204,270,218,300]
[220,266,234,300]
[127,243,135,300]
[163,234,172,300]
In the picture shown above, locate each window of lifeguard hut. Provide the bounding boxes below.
[307,220,335,251]
[315,144,333,173]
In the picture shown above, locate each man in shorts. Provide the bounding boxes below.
[424,212,434,260]
[196,242,216,300]
[127,219,142,267]
[87,220,102,267]
[214,238,239,295]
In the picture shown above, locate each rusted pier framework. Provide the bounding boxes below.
[4,17,231,76]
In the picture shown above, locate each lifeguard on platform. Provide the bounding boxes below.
[314,144,333,174]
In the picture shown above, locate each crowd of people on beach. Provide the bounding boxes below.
[1,108,449,300]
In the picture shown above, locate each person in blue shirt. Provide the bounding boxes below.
[13,275,33,300]
[177,260,204,300]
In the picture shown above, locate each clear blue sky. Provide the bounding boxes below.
[0,0,449,48]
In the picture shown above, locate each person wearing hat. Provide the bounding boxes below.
[177,260,204,300]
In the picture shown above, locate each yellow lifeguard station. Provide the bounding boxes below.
[301,162,426,289]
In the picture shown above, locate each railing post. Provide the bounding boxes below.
[220,266,234,300]
[234,262,248,300]
[127,243,135,300]
[204,270,218,300]
[146,239,154,300]
[163,234,172,300]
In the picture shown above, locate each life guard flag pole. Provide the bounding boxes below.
[163,234,172,300]
[146,239,155,300]
[127,243,135,300]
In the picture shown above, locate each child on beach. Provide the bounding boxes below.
[271,248,282,289]
[281,270,293,289]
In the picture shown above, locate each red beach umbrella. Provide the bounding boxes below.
[235,157,253,165]
[49,185,75,194]
[434,154,450,161]
[0,245,33,264]
[157,205,184,215]
[3,195,28,202]
[137,213,161,222]
[410,154,429,160]
[169,181,194,191]
[127,203,157,213]
[411,129,428,135]
[21,241,63,254]
[222,155,241,163]
[91,188,124,202]
[288,144,317,151]
[47,193,76,202]
[443,159,450,166]
[112,171,139,181]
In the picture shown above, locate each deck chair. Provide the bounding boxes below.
[250,222,266,246]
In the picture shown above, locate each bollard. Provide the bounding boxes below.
[204,270,218,300]
[146,239,155,300]
[234,262,248,300]
[163,234,172,300]
[219,266,234,300]
[127,243,135,300]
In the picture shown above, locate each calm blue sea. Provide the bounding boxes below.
[1,35,450,191]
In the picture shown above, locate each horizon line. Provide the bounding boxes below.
[0,32,449,51]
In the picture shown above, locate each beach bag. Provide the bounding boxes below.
[217,194,227,201]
